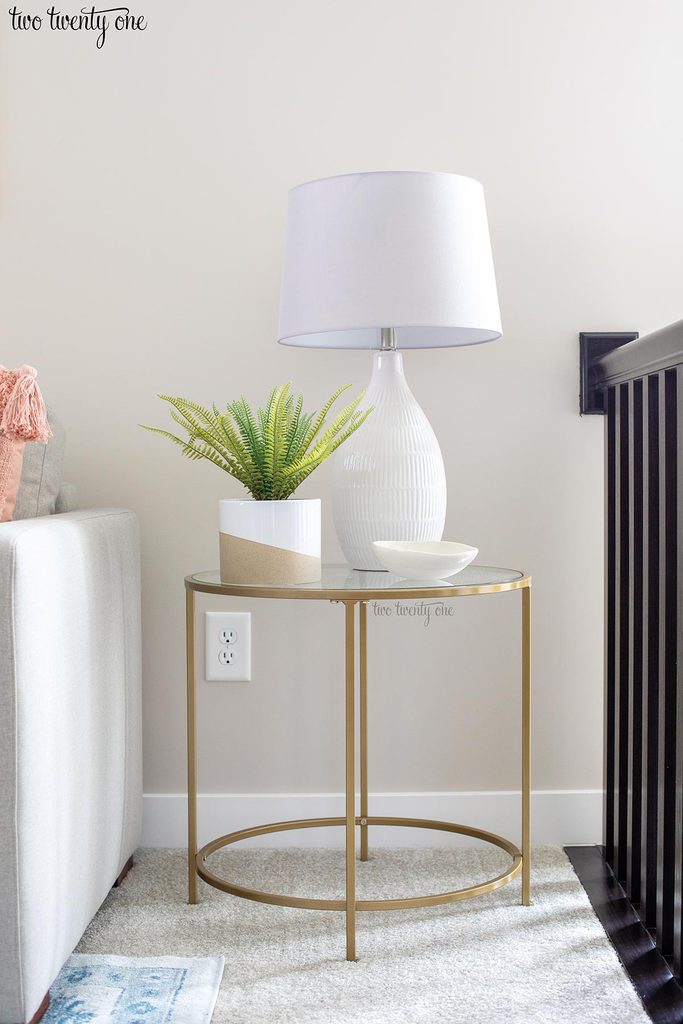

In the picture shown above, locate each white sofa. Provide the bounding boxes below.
[0,508,142,1024]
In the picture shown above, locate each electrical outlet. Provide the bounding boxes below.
[205,611,251,681]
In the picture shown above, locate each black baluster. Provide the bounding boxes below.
[614,383,631,883]
[640,374,660,930]
[656,369,678,956]
[627,379,644,903]
[605,386,617,866]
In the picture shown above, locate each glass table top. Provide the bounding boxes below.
[187,564,527,600]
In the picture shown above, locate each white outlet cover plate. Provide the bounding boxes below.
[205,611,251,681]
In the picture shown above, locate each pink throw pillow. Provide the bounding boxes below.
[0,436,25,522]
[0,365,51,522]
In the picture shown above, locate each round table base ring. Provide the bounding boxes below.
[196,815,523,912]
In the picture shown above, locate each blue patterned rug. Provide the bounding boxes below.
[43,954,224,1024]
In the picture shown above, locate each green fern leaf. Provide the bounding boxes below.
[142,382,372,500]
[298,383,352,455]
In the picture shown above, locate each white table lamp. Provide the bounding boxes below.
[277,170,501,570]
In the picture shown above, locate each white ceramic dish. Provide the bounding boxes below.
[372,540,478,581]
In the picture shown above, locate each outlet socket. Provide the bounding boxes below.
[205,611,251,681]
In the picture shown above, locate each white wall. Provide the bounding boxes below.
[2,1,682,839]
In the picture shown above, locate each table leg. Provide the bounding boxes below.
[522,583,531,906]
[359,601,369,862]
[186,587,198,905]
[344,600,357,961]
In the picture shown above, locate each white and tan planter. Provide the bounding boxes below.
[219,498,321,585]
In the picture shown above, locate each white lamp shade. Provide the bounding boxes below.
[277,170,502,349]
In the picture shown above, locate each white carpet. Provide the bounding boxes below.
[76,847,648,1024]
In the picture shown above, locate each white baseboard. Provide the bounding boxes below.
[142,790,602,848]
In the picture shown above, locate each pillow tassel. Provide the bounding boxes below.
[0,366,19,410]
[0,365,52,442]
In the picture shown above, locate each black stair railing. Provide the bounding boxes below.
[582,320,683,974]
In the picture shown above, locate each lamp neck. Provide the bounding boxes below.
[367,349,409,400]
[379,327,397,351]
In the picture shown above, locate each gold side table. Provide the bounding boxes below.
[185,564,531,962]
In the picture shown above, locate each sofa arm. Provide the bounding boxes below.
[0,509,142,1024]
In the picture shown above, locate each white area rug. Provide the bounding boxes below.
[77,847,648,1024]
[44,953,223,1024]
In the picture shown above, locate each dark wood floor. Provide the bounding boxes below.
[566,846,683,1024]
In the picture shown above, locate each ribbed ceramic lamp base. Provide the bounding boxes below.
[332,351,447,571]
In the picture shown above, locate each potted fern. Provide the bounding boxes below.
[142,382,371,584]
